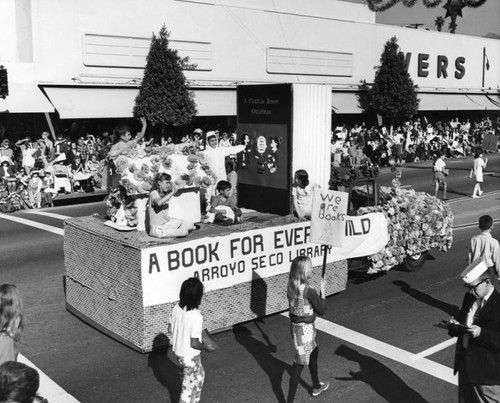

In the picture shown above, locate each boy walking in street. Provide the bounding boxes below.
[469,215,500,283]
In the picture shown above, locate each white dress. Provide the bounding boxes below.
[473,158,486,183]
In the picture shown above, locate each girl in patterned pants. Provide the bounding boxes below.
[171,278,216,403]
[286,256,330,402]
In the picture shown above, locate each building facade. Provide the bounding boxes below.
[1,0,499,184]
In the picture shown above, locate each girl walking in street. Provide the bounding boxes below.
[171,277,216,403]
[286,256,329,402]
[0,284,24,366]
[471,151,488,198]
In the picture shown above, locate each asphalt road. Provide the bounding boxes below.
[1,153,499,403]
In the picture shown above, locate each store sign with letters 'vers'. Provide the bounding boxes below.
[405,52,466,79]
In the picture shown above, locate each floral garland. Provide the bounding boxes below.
[462,0,487,8]
[356,187,453,274]
[423,0,442,7]
[366,0,486,12]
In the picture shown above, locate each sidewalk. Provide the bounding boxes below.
[17,354,80,403]
[447,190,500,228]
[53,189,108,207]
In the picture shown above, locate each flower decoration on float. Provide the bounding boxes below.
[357,186,453,274]
[104,142,217,228]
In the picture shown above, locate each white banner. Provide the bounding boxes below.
[141,214,388,307]
[310,188,348,247]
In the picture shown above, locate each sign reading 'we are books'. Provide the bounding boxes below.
[310,188,388,253]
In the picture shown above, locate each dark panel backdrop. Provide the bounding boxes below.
[237,84,292,215]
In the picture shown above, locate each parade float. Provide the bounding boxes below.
[64,148,453,352]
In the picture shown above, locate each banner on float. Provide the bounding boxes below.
[141,214,388,306]
[310,188,348,247]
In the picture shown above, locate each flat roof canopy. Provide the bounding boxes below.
[42,86,237,119]
[332,92,361,114]
[418,93,500,111]
[0,83,54,113]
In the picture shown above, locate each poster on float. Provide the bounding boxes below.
[310,188,349,247]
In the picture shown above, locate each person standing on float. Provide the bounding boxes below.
[202,132,244,199]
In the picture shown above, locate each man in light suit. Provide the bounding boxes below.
[448,258,500,402]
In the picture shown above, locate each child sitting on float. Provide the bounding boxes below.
[208,180,242,225]
[146,173,196,238]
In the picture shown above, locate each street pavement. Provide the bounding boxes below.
[1,153,499,403]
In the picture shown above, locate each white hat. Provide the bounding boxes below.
[461,258,488,284]
[206,131,216,139]
[193,128,203,134]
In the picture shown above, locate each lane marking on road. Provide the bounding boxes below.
[411,338,457,360]
[23,211,70,220]
[0,213,64,236]
[281,313,457,385]
[17,354,80,403]
[2,216,78,402]
[446,190,500,204]
[453,217,500,231]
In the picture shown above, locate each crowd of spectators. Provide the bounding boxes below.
[0,115,498,213]
[330,116,499,169]
[0,129,112,212]
[0,126,242,214]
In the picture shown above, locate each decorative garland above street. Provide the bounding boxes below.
[365,0,488,12]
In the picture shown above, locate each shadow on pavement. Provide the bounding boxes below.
[393,280,459,317]
[233,323,298,403]
[147,333,181,402]
[348,265,387,284]
[335,345,427,403]
[447,189,470,197]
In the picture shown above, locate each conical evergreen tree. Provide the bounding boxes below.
[367,37,419,129]
[134,25,197,127]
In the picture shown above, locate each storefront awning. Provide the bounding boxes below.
[331,92,361,114]
[0,83,54,113]
[193,89,236,116]
[42,86,237,119]
[43,86,136,119]
[418,93,499,111]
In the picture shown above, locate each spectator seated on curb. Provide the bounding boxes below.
[15,183,31,210]
[0,159,17,194]
[0,184,16,213]
[0,139,14,165]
